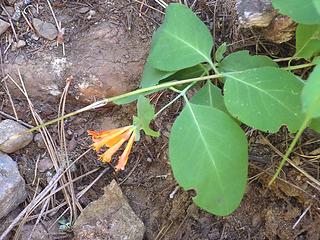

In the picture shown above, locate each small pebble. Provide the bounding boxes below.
[78,6,90,14]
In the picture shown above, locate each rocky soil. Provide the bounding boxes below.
[0,0,319,240]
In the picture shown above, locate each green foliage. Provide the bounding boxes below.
[135,96,159,137]
[302,65,320,118]
[140,61,176,88]
[219,50,278,72]
[119,2,320,216]
[224,67,304,133]
[310,118,320,133]
[148,3,213,71]
[191,81,227,113]
[295,24,320,60]
[169,103,248,216]
[272,0,320,24]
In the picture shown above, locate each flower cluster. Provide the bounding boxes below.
[88,125,137,171]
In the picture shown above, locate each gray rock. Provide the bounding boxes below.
[32,18,57,40]
[236,0,276,27]
[236,0,296,43]
[0,19,10,36]
[73,180,145,240]
[0,119,33,153]
[0,152,27,219]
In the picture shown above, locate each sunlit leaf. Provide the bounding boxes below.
[272,0,320,24]
[224,67,304,133]
[135,96,159,137]
[219,50,278,72]
[295,24,320,60]
[169,103,248,216]
[301,65,320,118]
[148,3,213,71]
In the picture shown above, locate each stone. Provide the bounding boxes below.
[0,152,27,219]
[73,180,145,240]
[37,157,53,173]
[0,19,10,36]
[236,0,296,43]
[3,20,149,103]
[0,119,33,153]
[32,18,58,40]
[236,0,276,27]
[34,133,45,148]
[78,6,90,14]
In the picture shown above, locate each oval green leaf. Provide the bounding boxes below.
[295,24,320,60]
[191,81,227,113]
[224,67,305,133]
[148,3,213,71]
[219,50,278,72]
[140,61,176,88]
[169,103,248,216]
[302,65,320,118]
[272,0,320,24]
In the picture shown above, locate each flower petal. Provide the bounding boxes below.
[115,133,135,171]
[92,127,132,151]
[99,138,126,163]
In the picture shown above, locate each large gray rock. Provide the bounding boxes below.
[0,19,10,36]
[3,16,149,103]
[0,119,33,153]
[236,0,296,43]
[73,180,145,240]
[0,152,27,219]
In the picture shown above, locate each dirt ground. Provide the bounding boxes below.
[0,0,320,239]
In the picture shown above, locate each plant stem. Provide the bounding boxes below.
[268,116,311,185]
[26,61,315,133]
[282,62,315,71]
[28,73,223,132]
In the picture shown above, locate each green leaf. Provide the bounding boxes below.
[135,96,159,137]
[224,67,305,133]
[191,81,227,113]
[272,0,320,24]
[301,65,320,118]
[148,3,213,71]
[310,118,320,133]
[219,50,278,72]
[215,43,227,62]
[295,24,320,60]
[140,61,176,88]
[169,103,248,216]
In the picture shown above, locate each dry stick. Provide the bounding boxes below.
[57,77,78,222]
[6,72,72,239]
[259,134,320,187]
[1,150,93,240]
[3,79,19,120]
[0,4,18,42]
[0,110,33,128]
[12,72,64,240]
[0,169,63,240]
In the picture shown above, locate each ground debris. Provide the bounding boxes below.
[73,180,145,240]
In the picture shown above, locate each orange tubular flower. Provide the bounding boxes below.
[88,125,137,171]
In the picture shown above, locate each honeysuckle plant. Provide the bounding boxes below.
[29,1,320,216]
